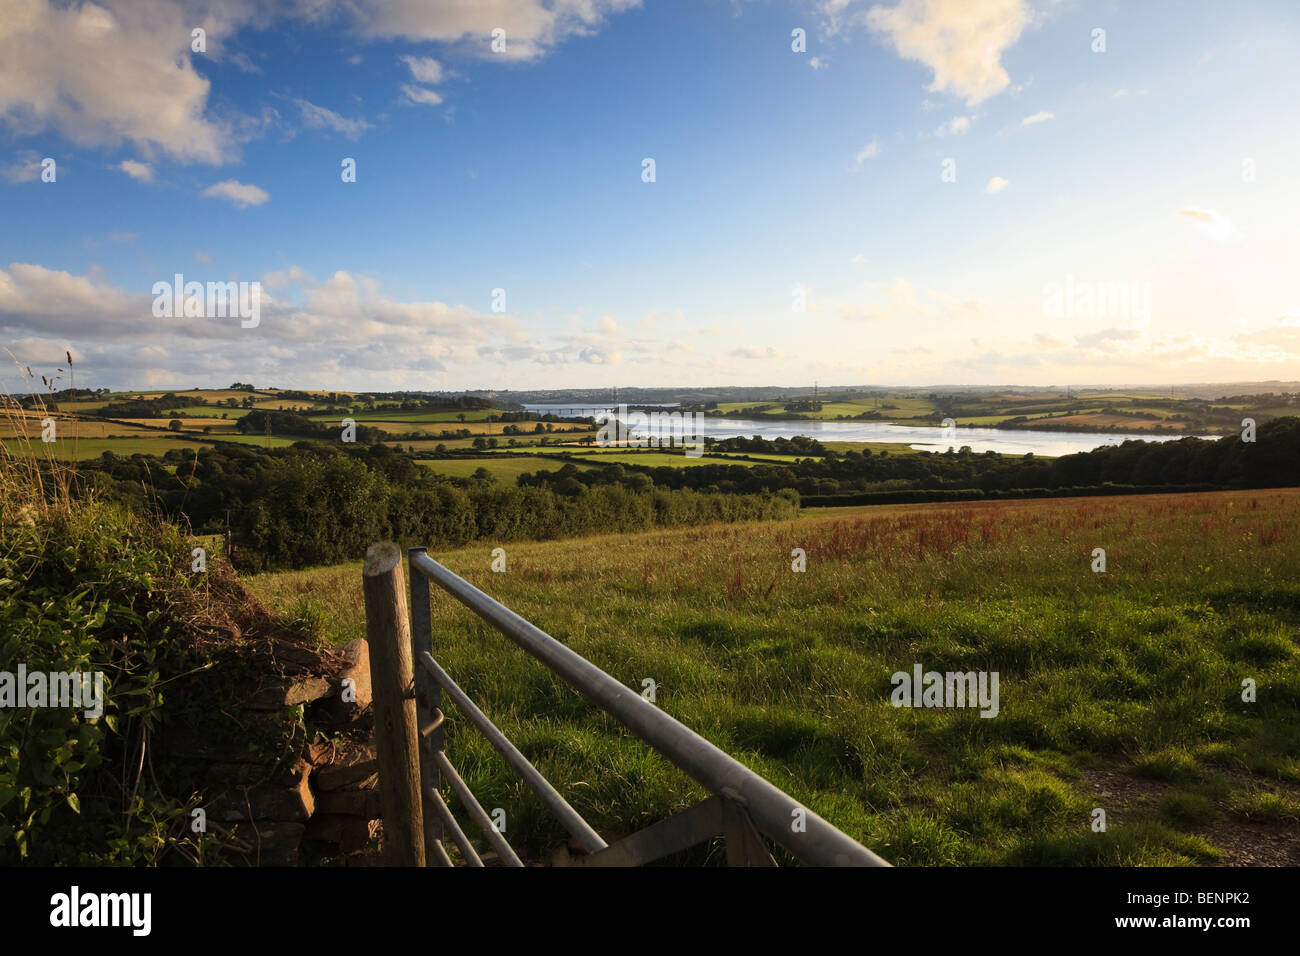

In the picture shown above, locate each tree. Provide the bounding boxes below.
[168,419,183,432]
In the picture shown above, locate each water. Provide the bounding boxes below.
[695,418,1213,456]
[520,405,1214,456]
[522,403,677,417]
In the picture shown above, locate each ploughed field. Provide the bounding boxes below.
[247,489,1300,865]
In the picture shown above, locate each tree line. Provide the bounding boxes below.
[76,443,798,570]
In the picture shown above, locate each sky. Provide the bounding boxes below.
[1,0,1298,393]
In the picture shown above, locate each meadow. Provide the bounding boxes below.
[245,489,1300,866]
[414,456,598,481]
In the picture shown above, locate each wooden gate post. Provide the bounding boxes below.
[362,541,426,866]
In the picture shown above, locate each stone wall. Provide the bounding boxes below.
[154,632,385,866]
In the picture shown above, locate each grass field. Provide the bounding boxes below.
[415,456,597,480]
[543,450,756,468]
[244,489,1300,866]
[208,434,304,449]
[478,446,818,466]
[1,436,210,459]
[715,396,940,420]
[346,408,501,423]
[383,432,597,453]
[359,418,522,436]
[149,405,251,418]
[0,414,156,439]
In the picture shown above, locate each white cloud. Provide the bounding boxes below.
[348,0,643,60]
[0,0,642,171]
[1020,110,1053,126]
[2,150,45,183]
[732,345,783,359]
[117,159,153,181]
[401,84,445,107]
[0,262,525,389]
[934,115,970,135]
[1178,207,1242,243]
[981,318,1300,373]
[261,265,314,288]
[400,55,444,84]
[3,337,85,365]
[202,180,270,208]
[865,0,1031,106]
[854,140,881,165]
[836,278,916,321]
[985,176,1009,193]
[809,56,828,69]
[294,98,371,139]
[0,0,229,163]
[0,262,138,335]
[822,277,988,325]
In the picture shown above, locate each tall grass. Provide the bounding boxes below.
[249,490,1300,865]
[1,351,78,525]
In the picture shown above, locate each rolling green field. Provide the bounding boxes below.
[208,434,304,449]
[1,436,209,459]
[245,489,1300,866]
[532,450,756,468]
[714,395,940,420]
[413,451,769,480]
[415,456,597,480]
[347,408,500,422]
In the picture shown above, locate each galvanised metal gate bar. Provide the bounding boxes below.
[365,541,889,867]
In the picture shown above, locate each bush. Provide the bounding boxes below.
[0,502,201,864]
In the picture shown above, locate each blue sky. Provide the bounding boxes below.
[2,0,1298,392]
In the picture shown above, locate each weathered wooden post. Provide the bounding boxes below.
[362,541,425,866]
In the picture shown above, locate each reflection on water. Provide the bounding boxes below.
[698,419,1213,456]
[520,405,1213,456]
